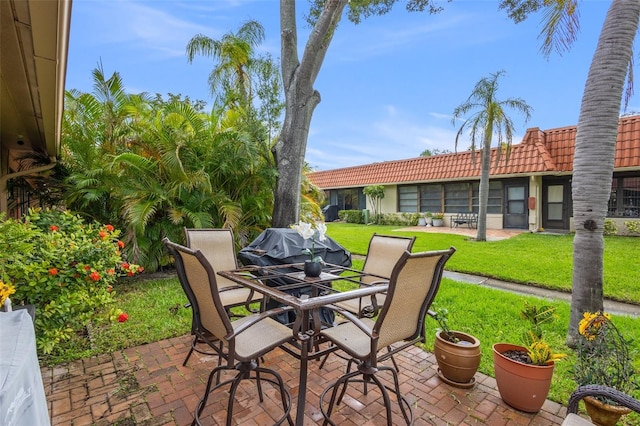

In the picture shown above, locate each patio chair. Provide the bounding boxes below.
[182,228,263,365]
[334,234,415,318]
[163,238,294,426]
[319,234,415,370]
[319,247,456,426]
[562,384,640,425]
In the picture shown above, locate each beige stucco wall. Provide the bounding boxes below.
[367,185,398,214]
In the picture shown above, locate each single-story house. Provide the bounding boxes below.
[308,115,640,233]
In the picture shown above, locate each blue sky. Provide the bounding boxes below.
[66,0,630,171]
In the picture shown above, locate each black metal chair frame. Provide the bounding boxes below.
[163,238,294,426]
[181,228,263,366]
[319,247,456,426]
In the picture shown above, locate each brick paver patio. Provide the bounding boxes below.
[41,334,571,425]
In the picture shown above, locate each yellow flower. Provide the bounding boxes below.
[0,281,16,307]
[578,311,612,340]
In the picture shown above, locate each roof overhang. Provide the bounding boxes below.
[1,0,72,171]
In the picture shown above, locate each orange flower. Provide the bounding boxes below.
[105,224,115,232]
[89,271,101,281]
[48,268,58,275]
[106,268,115,276]
[50,225,59,232]
[98,231,108,240]
[127,271,135,276]
[121,262,129,270]
[118,312,128,323]
[117,241,125,249]
[84,265,91,271]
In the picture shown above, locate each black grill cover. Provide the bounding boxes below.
[238,228,351,325]
[238,228,351,270]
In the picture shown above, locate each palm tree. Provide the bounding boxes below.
[186,20,265,106]
[550,0,638,346]
[452,70,532,241]
[505,0,640,345]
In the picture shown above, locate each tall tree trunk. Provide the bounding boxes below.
[476,133,492,242]
[568,0,639,347]
[273,0,347,228]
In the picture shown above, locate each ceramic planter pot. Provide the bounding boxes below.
[492,343,555,413]
[432,218,444,227]
[434,330,481,388]
[303,260,322,277]
[584,396,632,426]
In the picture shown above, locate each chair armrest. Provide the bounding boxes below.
[567,385,640,414]
[324,305,375,337]
[227,306,295,338]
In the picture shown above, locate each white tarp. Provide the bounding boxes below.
[0,309,50,426]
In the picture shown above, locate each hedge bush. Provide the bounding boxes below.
[0,209,141,353]
[338,210,363,223]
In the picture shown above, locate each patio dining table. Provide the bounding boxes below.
[218,263,389,426]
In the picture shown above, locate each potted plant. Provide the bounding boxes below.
[291,220,327,277]
[492,302,566,413]
[432,307,481,388]
[574,311,637,426]
[425,212,433,226]
[432,212,445,227]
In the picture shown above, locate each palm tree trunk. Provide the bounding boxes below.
[476,131,493,241]
[568,0,639,347]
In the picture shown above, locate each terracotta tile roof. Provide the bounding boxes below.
[308,115,640,189]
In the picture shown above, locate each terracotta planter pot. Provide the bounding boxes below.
[492,343,555,413]
[434,331,481,388]
[584,396,632,426]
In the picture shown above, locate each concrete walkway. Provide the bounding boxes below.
[445,270,640,318]
[405,225,640,317]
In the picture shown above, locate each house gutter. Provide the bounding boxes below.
[0,160,57,214]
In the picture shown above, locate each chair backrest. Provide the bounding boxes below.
[163,238,233,343]
[184,228,239,289]
[361,234,416,285]
[373,247,455,351]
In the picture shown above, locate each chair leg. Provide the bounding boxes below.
[193,362,293,426]
[185,336,225,385]
[320,364,413,426]
[377,365,413,425]
[336,358,356,404]
[320,369,361,426]
[183,335,197,366]
[387,347,400,372]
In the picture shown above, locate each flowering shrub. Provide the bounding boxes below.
[575,311,636,403]
[0,209,142,353]
[291,221,327,262]
[0,281,15,307]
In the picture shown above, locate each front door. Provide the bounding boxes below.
[543,178,571,230]
[503,180,528,229]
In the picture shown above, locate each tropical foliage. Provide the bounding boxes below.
[60,61,284,269]
[0,209,140,353]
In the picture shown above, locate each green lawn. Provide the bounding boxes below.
[43,223,640,423]
[327,222,640,303]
